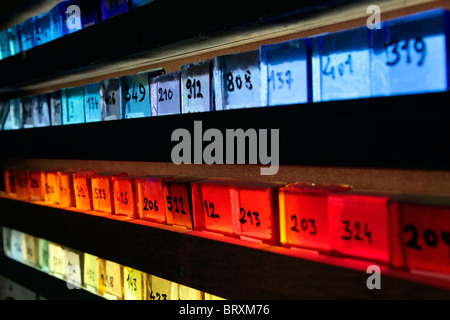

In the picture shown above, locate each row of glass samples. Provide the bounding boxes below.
[0,8,449,129]
[0,0,153,59]
[1,227,223,300]
[4,167,450,279]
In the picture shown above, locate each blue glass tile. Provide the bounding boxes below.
[78,0,102,27]
[260,38,310,106]
[120,72,152,118]
[18,17,38,51]
[84,82,102,122]
[181,60,214,113]
[101,0,129,20]
[36,11,53,45]
[9,98,23,130]
[150,71,181,116]
[0,101,8,130]
[34,94,51,127]
[50,90,63,126]
[0,30,10,60]
[49,3,64,41]
[213,50,264,110]
[60,0,84,35]
[371,9,449,96]
[130,0,153,9]
[22,96,36,129]
[8,26,21,56]
[100,78,121,121]
[62,87,86,125]
[312,27,371,102]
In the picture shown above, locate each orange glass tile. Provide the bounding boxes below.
[92,172,128,214]
[278,182,350,253]
[391,195,450,275]
[192,178,241,237]
[12,169,29,200]
[162,176,205,229]
[27,170,45,201]
[4,169,16,196]
[44,170,61,205]
[135,175,173,224]
[328,192,392,265]
[236,181,286,244]
[112,176,137,218]
[73,170,96,211]
[58,169,77,207]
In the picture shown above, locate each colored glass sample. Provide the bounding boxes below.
[162,176,205,229]
[213,50,264,110]
[135,175,172,223]
[151,71,181,116]
[312,27,371,102]
[260,38,310,106]
[38,238,50,273]
[60,0,83,35]
[235,181,285,244]
[328,192,392,264]
[65,249,83,289]
[0,29,10,60]
[7,25,21,56]
[49,242,66,279]
[371,9,450,96]
[10,229,24,263]
[44,170,61,205]
[58,169,76,207]
[3,98,22,130]
[0,101,8,130]
[147,275,173,300]
[12,169,29,200]
[28,170,45,201]
[49,90,63,126]
[49,3,64,41]
[62,87,86,125]
[191,178,240,237]
[23,234,39,267]
[34,94,51,127]
[101,0,129,20]
[83,253,99,294]
[278,183,350,252]
[4,169,15,196]
[124,267,143,300]
[100,78,121,121]
[73,170,96,211]
[92,172,128,214]
[78,0,102,27]
[130,0,153,9]
[22,96,36,129]
[176,284,204,300]
[121,73,151,118]
[36,11,53,45]
[18,17,37,51]
[112,176,137,218]
[2,227,12,257]
[101,260,124,300]
[391,195,450,275]
[181,60,214,113]
[84,82,101,122]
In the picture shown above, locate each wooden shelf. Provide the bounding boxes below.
[1,91,450,170]
[2,196,450,299]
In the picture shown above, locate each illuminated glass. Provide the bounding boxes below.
[49,90,63,126]
[328,192,392,265]
[213,50,264,110]
[100,78,121,121]
[10,229,24,263]
[18,17,37,51]
[36,11,53,45]
[44,170,61,205]
[92,172,128,214]
[7,26,21,56]
[58,169,76,207]
[147,275,173,300]
[101,0,129,20]
[12,169,29,200]
[135,175,172,223]
[176,284,204,300]
[2,227,12,257]
[28,169,45,201]
[312,27,371,102]
[83,253,99,294]
[0,101,8,130]
[151,71,181,116]
[34,94,51,127]
[102,260,124,300]
[22,96,36,129]
[49,242,66,280]
[112,176,137,218]
[9,98,23,130]
[84,82,101,122]
[73,170,96,211]
[78,0,102,28]
[4,169,15,196]
[181,60,214,113]
[38,238,50,273]
[0,29,10,60]
[162,176,205,229]
[49,3,64,41]
[60,0,83,35]
[235,181,286,244]
[260,38,310,106]
[121,73,151,118]
[65,249,83,289]
[371,9,450,96]
[130,0,154,9]
[62,87,86,125]
[124,267,143,300]
[391,195,450,275]
[191,178,240,237]
[23,234,39,267]
[278,183,350,252]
